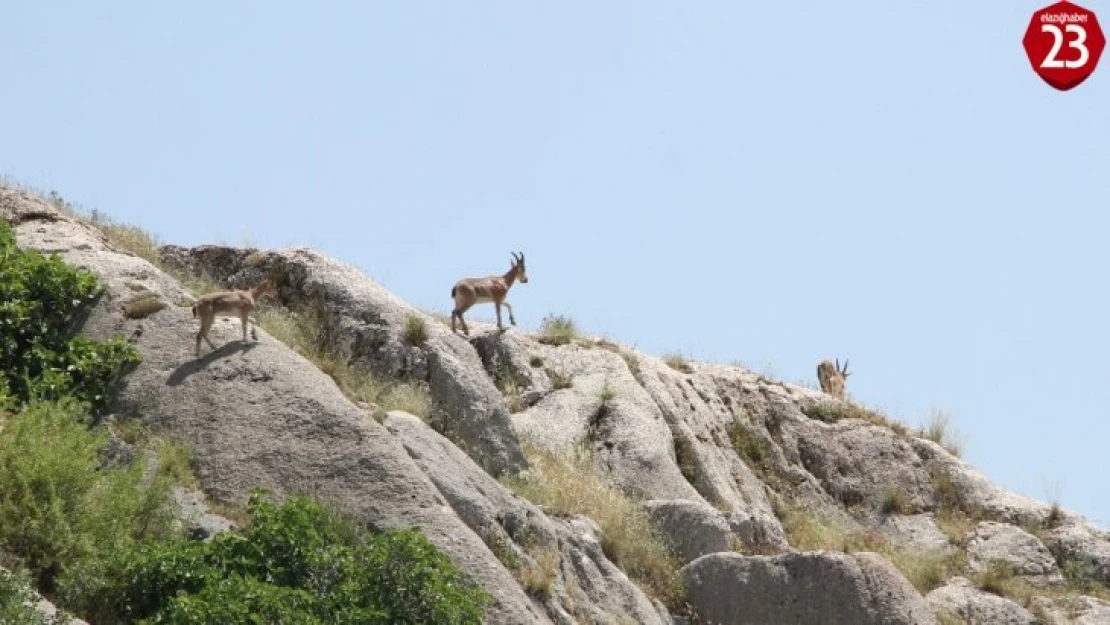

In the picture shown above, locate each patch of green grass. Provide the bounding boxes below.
[501,442,682,609]
[123,291,167,319]
[537,314,577,346]
[920,410,964,457]
[402,314,429,346]
[662,352,693,374]
[154,437,201,491]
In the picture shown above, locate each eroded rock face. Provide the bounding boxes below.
[383,411,670,625]
[680,551,936,625]
[1044,519,1110,585]
[925,577,1037,625]
[643,499,734,564]
[1033,594,1110,625]
[966,521,1063,585]
[878,514,955,553]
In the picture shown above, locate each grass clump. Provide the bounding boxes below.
[727,418,770,474]
[546,368,573,390]
[537,314,577,346]
[518,548,559,600]
[529,355,544,368]
[497,374,525,413]
[255,304,432,419]
[920,410,964,457]
[402,314,429,346]
[879,487,914,515]
[123,291,167,319]
[63,490,491,625]
[662,352,693,374]
[501,443,682,608]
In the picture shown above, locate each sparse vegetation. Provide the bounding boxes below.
[803,401,909,436]
[727,418,769,472]
[599,382,617,405]
[673,434,698,484]
[123,291,167,319]
[255,304,432,418]
[879,487,914,515]
[529,355,544,368]
[518,548,559,600]
[621,352,644,385]
[546,367,573,390]
[403,313,429,346]
[662,352,693,374]
[772,498,963,594]
[920,410,964,457]
[497,373,525,413]
[501,442,682,608]
[537,314,577,346]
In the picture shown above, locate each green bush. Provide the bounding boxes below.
[0,567,73,624]
[67,490,490,625]
[0,221,140,413]
[0,399,177,592]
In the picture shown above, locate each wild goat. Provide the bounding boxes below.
[816,358,851,399]
[192,278,277,357]
[450,252,528,336]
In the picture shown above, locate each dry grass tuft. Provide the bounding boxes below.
[501,442,682,607]
[256,304,432,418]
[662,352,693,374]
[920,410,964,457]
[545,368,573,390]
[537,314,577,346]
[124,292,167,319]
[402,314,429,346]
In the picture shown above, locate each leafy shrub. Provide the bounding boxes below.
[0,221,140,412]
[0,567,73,624]
[0,399,177,592]
[67,490,490,624]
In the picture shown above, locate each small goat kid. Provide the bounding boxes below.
[192,278,277,357]
[450,252,528,336]
[816,358,851,399]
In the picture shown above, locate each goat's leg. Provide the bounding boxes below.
[196,315,216,357]
[240,311,250,343]
[501,301,516,326]
[495,302,504,330]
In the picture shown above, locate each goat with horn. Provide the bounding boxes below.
[449,252,528,336]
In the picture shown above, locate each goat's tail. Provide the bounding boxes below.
[191,305,197,318]
[450,286,456,299]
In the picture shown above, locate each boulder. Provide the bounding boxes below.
[924,576,1037,624]
[680,551,936,625]
[966,521,1063,584]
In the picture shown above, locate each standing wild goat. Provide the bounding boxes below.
[450,252,528,336]
[816,358,851,399]
[191,278,277,357]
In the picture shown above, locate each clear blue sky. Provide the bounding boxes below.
[3,2,1108,527]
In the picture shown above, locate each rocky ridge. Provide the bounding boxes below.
[4,185,1110,624]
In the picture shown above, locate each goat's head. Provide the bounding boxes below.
[255,278,278,300]
[511,251,528,283]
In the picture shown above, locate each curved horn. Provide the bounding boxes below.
[841,359,850,375]
[517,251,525,264]
[511,251,522,263]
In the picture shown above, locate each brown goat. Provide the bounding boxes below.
[450,252,528,336]
[816,358,851,399]
[191,278,277,357]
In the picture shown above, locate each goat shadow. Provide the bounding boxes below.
[167,341,257,387]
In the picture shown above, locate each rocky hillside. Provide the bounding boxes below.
[4,184,1110,624]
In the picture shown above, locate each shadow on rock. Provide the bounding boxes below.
[167,341,257,386]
